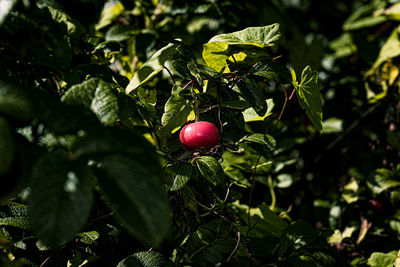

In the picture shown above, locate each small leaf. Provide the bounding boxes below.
[250,61,291,84]
[368,251,398,267]
[242,133,276,152]
[237,78,267,116]
[242,99,274,122]
[78,231,100,244]
[294,66,323,133]
[0,217,30,230]
[126,42,179,94]
[29,152,94,247]
[195,156,224,185]
[96,154,171,246]
[167,163,193,191]
[367,26,400,76]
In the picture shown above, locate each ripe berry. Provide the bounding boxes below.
[179,121,219,150]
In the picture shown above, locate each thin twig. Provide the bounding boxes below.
[272,85,288,134]
[163,66,176,84]
[226,231,241,263]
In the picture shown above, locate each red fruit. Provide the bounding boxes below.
[179,121,219,150]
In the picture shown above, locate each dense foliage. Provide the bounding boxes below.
[0,0,399,266]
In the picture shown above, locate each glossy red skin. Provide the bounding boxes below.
[179,121,219,150]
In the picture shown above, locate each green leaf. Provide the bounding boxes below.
[0,217,30,230]
[96,1,124,30]
[167,163,193,191]
[367,168,400,195]
[258,203,288,236]
[208,24,280,47]
[202,24,280,72]
[242,133,276,152]
[367,26,400,76]
[202,42,230,72]
[78,231,100,244]
[29,152,94,247]
[126,42,179,94]
[294,66,323,133]
[242,99,274,122]
[250,61,291,84]
[0,117,14,175]
[342,1,387,31]
[195,156,224,185]
[368,251,398,267]
[96,154,171,246]
[118,251,173,267]
[158,85,193,137]
[62,78,120,126]
[237,78,267,116]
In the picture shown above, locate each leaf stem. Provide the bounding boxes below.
[268,175,276,210]
[163,66,176,85]
[247,153,262,235]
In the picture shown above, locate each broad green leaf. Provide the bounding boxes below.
[368,251,397,267]
[237,78,267,116]
[158,85,193,137]
[367,168,400,195]
[126,42,179,94]
[278,220,335,264]
[134,251,172,267]
[96,154,171,246]
[90,81,119,125]
[258,203,288,236]
[202,42,230,73]
[195,156,224,185]
[242,99,274,122]
[202,24,280,72]
[0,217,29,230]
[0,117,14,175]
[78,231,100,244]
[29,152,94,247]
[0,0,17,25]
[208,24,280,47]
[367,26,400,76]
[96,1,124,30]
[221,99,250,110]
[62,78,120,126]
[294,66,323,133]
[167,163,193,191]
[118,251,173,267]
[242,133,276,152]
[250,61,291,84]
